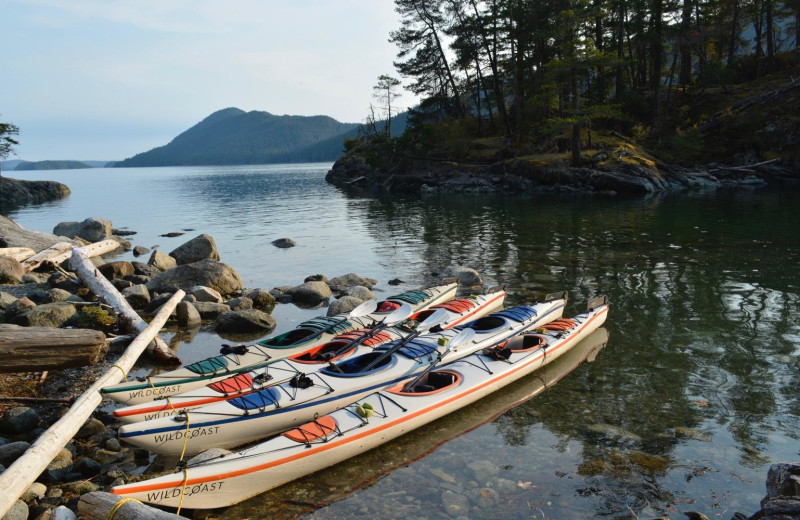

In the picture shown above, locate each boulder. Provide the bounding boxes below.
[345,285,376,301]
[169,234,220,265]
[246,288,276,309]
[0,215,77,251]
[9,302,77,328]
[132,262,161,277]
[442,265,483,287]
[193,301,231,320]
[191,285,223,303]
[97,260,134,281]
[271,238,296,248]
[327,296,364,316]
[121,284,151,309]
[146,260,243,296]
[148,249,178,271]
[48,272,83,293]
[53,217,112,243]
[43,288,78,304]
[1,500,27,520]
[0,441,30,466]
[328,273,378,291]
[304,274,328,283]
[0,291,17,310]
[227,296,253,311]
[132,245,150,257]
[3,296,35,318]
[0,256,23,284]
[215,309,277,333]
[285,281,332,307]
[0,407,40,435]
[176,301,202,328]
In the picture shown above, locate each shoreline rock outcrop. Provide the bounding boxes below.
[0,177,71,213]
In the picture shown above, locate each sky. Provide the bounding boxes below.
[0,0,418,162]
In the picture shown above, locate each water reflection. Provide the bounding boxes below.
[214,328,610,519]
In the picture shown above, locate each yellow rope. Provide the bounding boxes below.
[106,497,142,520]
[177,466,189,515]
[110,364,128,382]
[179,411,191,462]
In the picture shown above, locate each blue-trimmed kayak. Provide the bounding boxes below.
[111,297,608,509]
[117,294,568,455]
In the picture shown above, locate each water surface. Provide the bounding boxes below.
[6,165,800,519]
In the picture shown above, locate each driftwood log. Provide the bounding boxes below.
[0,247,36,262]
[0,324,107,372]
[47,239,120,267]
[0,290,184,519]
[69,248,180,363]
[79,492,186,519]
[21,242,72,272]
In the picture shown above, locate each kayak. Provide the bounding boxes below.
[110,296,608,509]
[100,282,459,405]
[117,294,568,455]
[111,289,506,424]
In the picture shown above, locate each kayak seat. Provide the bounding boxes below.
[390,370,461,395]
[543,318,578,330]
[207,373,254,394]
[376,301,401,312]
[506,334,546,352]
[283,416,337,443]
[334,329,393,347]
[228,387,281,411]
[459,316,507,333]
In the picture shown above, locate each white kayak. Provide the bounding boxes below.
[112,289,506,424]
[110,296,608,509]
[100,282,459,405]
[117,293,568,455]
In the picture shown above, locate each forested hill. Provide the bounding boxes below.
[115,108,360,167]
[15,160,92,170]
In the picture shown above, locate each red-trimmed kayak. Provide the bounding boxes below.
[112,290,506,424]
[117,295,568,455]
[111,296,608,509]
[100,282,458,405]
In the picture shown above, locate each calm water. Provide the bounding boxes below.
[6,164,800,519]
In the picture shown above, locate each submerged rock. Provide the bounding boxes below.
[285,281,332,307]
[215,309,276,333]
[53,217,112,243]
[146,260,243,296]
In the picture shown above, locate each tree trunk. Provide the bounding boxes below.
[69,249,180,363]
[616,0,626,100]
[680,0,693,85]
[651,0,664,132]
[79,492,186,519]
[728,0,741,64]
[0,291,184,519]
[766,0,775,72]
[21,242,73,273]
[0,247,36,262]
[0,325,107,372]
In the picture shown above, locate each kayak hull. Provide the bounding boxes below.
[111,301,608,509]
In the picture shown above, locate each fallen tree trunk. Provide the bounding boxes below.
[78,492,186,519]
[21,241,72,272]
[0,247,36,262]
[0,290,184,519]
[47,239,120,267]
[69,248,180,363]
[0,324,107,372]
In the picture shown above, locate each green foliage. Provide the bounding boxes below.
[72,306,117,332]
[668,128,707,162]
[343,136,364,153]
[0,118,20,162]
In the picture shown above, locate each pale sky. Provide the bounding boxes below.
[1,0,417,162]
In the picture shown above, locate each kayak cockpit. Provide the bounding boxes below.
[289,341,354,364]
[388,370,461,395]
[320,351,396,377]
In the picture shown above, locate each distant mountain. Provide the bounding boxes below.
[115,108,362,167]
[15,160,92,171]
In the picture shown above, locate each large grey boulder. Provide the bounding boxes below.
[191,285,223,303]
[193,301,231,320]
[345,285,376,301]
[0,257,23,284]
[285,281,332,307]
[327,273,378,290]
[9,302,77,327]
[176,301,201,327]
[53,217,112,243]
[0,441,30,466]
[146,260,243,296]
[327,296,364,316]
[170,234,220,265]
[215,309,277,333]
[148,250,177,272]
[246,288,276,309]
[121,284,150,309]
[0,215,77,251]
[0,291,17,310]
[0,406,40,434]
[442,265,483,287]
